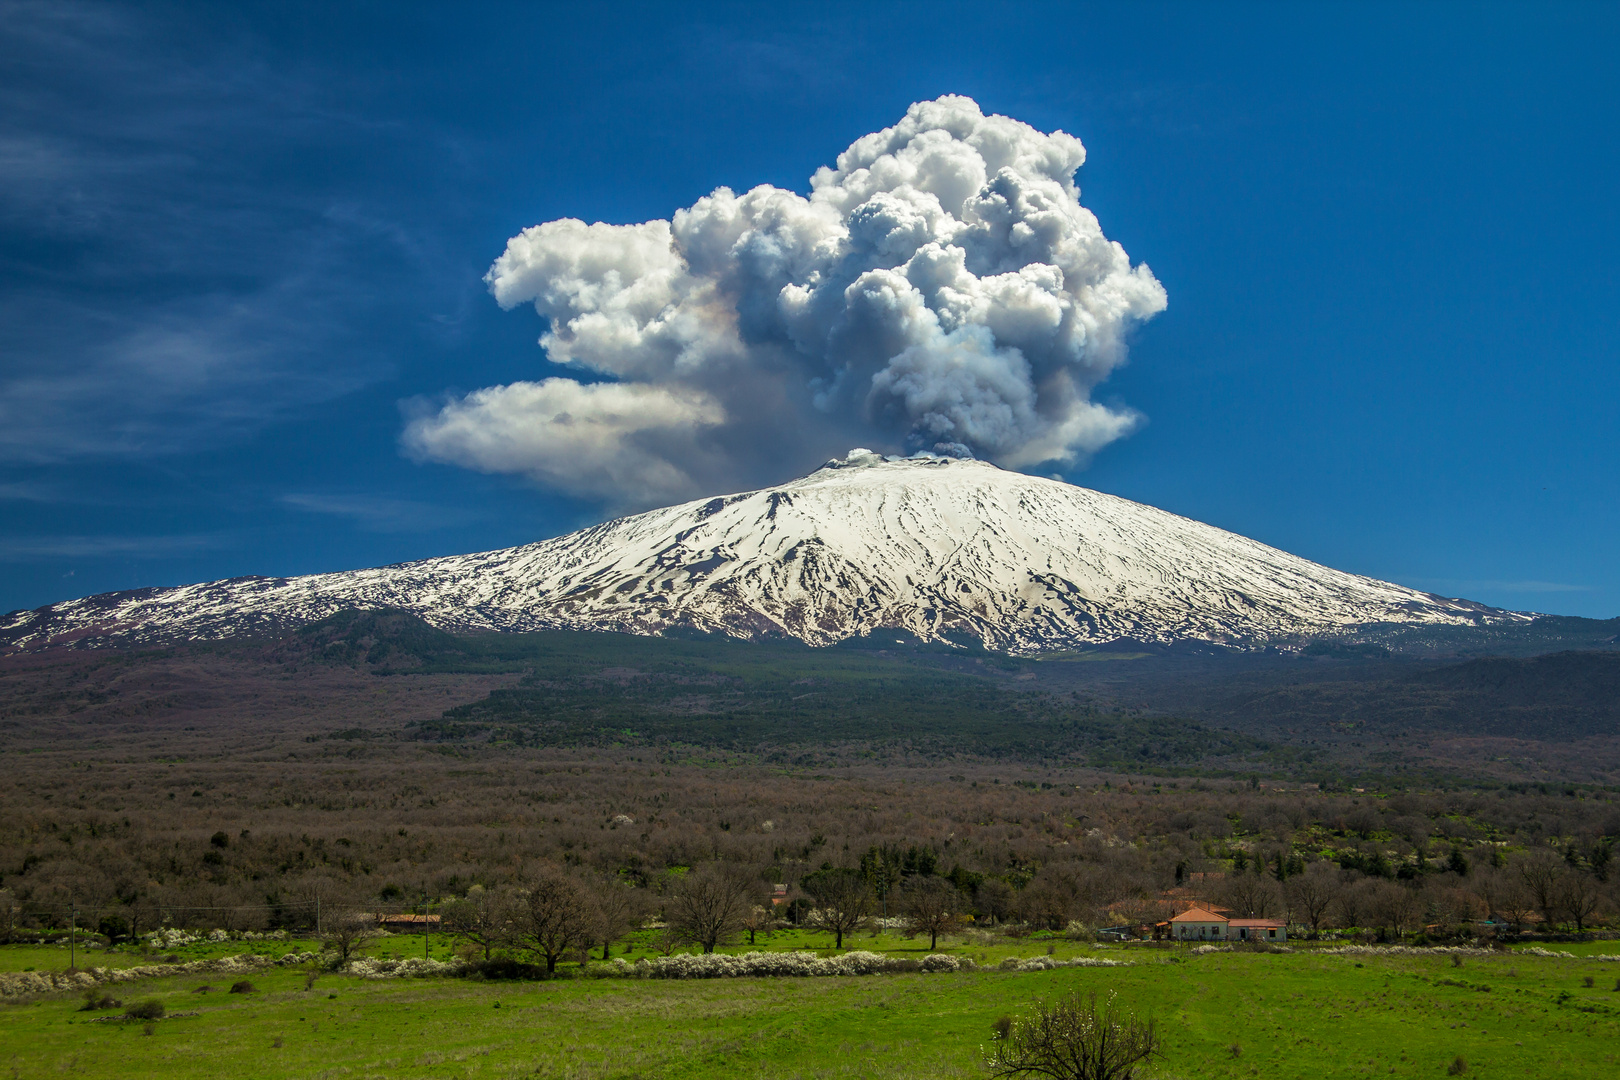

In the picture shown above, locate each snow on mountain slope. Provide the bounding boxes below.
[0,450,1519,653]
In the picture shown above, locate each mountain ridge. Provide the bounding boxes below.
[0,450,1524,654]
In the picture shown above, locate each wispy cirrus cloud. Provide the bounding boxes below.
[0,480,62,503]
[280,492,475,533]
[0,2,451,465]
[0,533,223,561]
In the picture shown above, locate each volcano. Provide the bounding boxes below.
[0,450,1519,653]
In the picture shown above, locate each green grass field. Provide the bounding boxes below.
[4,933,1619,1079]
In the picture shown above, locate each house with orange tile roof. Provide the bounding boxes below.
[1167,906,1286,942]
[1168,906,1229,941]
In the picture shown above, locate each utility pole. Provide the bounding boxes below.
[315,895,321,937]
[69,908,77,970]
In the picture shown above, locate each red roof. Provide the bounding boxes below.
[1226,918,1284,928]
[378,913,441,925]
[1168,907,1226,923]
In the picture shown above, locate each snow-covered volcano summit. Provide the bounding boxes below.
[1,451,1515,653]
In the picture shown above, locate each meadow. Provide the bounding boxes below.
[4,931,1619,1080]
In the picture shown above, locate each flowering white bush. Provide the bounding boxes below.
[1322,945,1495,959]
[996,955,1129,971]
[1321,944,1618,962]
[0,948,320,998]
[629,950,984,979]
[140,928,291,948]
[1518,947,1619,961]
[345,956,467,980]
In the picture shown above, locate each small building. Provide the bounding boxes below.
[378,913,442,933]
[1167,907,1287,943]
[1169,906,1230,941]
[1227,918,1286,942]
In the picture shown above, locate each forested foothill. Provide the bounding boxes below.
[1,609,1617,949]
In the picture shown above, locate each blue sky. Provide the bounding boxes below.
[1,1,1615,619]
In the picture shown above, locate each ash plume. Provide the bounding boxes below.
[404,95,1166,507]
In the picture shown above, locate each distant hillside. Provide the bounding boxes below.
[6,606,1619,784]
[1349,615,1620,658]
[1179,650,1620,741]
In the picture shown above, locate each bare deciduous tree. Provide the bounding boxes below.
[651,923,683,956]
[975,878,1017,925]
[0,889,19,945]
[1284,862,1341,933]
[321,909,380,966]
[1520,853,1566,927]
[442,885,520,961]
[590,879,649,960]
[1219,871,1283,919]
[1017,870,1080,931]
[1558,872,1605,931]
[801,867,873,949]
[902,876,963,951]
[986,990,1160,1080]
[518,871,594,974]
[740,902,778,946]
[1368,880,1423,939]
[667,865,755,954]
[1474,866,1536,932]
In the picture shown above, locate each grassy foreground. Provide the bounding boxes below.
[4,940,1620,1080]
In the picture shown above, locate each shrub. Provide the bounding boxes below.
[80,989,120,1011]
[229,980,256,994]
[985,990,1160,1080]
[621,949,1000,980]
[470,957,548,981]
[346,956,464,980]
[192,985,214,993]
[1448,1055,1469,1075]
[98,915,130,945]
[124,999,165,1021]
[997,955,1129,972]
[1583,976,1595,988]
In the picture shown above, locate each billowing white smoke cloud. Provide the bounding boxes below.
[404,95,1166,507]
